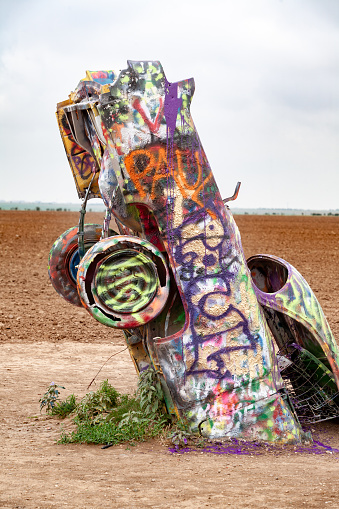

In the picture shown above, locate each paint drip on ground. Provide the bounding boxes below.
[169,438,339,455]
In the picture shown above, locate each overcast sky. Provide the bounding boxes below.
[0,0,338,209]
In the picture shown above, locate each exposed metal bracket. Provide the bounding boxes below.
[223,181,241,203]
[78,171,96,259]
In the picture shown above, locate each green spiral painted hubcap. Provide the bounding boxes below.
[94,249,158,314]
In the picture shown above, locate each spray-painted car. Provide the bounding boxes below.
[49,61,339,443]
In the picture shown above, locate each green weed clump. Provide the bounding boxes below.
[51,394,77,418]
[75,379,120,423]
[41,368,172,446]
[60,413,167,445]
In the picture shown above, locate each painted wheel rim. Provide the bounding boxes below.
[93,249,158,314]
[77,236,170,328]
[48,224,116,306]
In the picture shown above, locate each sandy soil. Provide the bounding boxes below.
[0,210,339,509]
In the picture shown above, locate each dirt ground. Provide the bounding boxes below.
[0,210,339,509]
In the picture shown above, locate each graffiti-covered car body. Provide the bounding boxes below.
[49,61,339,443]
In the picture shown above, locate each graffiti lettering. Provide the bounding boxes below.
[124,145,215,217]
[132,97,164,134]
[70,146,95,179]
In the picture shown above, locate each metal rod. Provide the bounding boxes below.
[223,181,241,203]
[78,171,96,259]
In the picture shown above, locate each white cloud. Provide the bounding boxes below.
[0,0,338,208]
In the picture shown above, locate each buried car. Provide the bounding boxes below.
[49,61,339,443]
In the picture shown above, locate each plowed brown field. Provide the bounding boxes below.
[1,211,339,509]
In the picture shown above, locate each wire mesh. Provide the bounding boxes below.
[278,345,339,423]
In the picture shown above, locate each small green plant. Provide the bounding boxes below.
[75,379,119,424]
[168,419,191,448]
[167,419,208,449]
[105,393,140,424]
[51,394,77,418]
[117,367,168,428]
[138,367,165,416]
[39,383,65,413]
